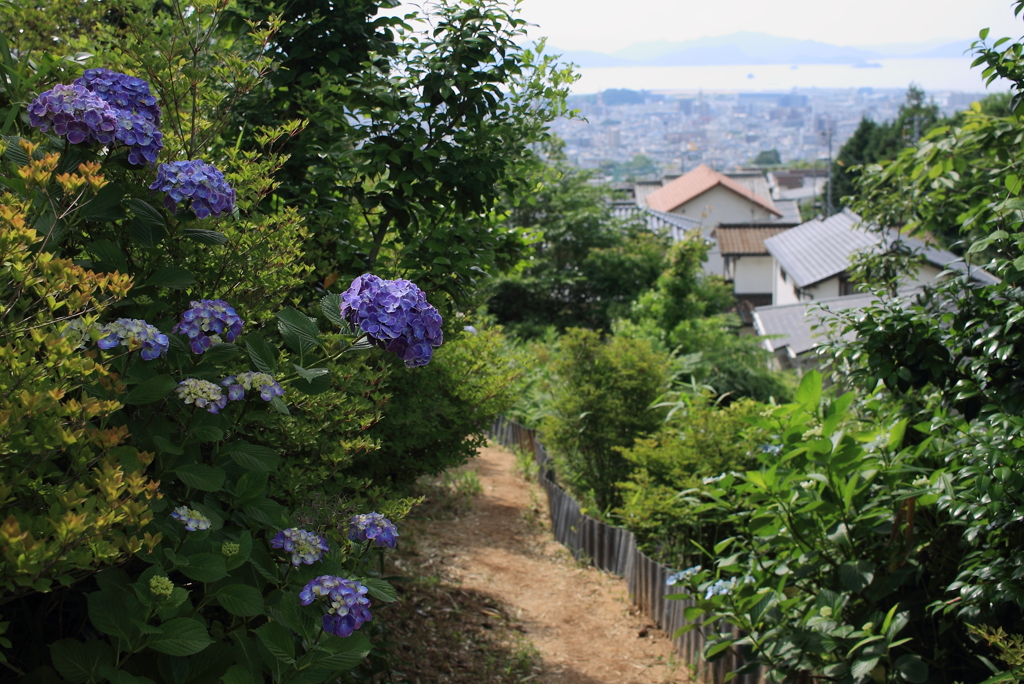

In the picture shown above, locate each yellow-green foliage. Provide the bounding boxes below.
[0,179,159,598]
[614,398,766,564]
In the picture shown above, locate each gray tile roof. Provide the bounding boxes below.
[763,209,999,288]
[611,204,703,243]
[753,291,901,356]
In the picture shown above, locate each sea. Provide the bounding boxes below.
[571,58,1006,94]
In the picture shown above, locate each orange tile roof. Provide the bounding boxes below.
[645,164,782,217]
[714,226,793,255]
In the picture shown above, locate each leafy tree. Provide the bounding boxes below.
[488,163,670,336]
[830,85,944,209]
[752,149,781,166]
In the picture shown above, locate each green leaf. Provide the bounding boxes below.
[215,584,264,617]
[269,396,290,415]
[183,228,228,246]
[838,560,875,594]
[87,591,137,642]
[195,343,241,366]
[190,426,224,442]
[361,578,398,603]
[178,553,228,583]
[126,375,177,405]
[276,307,321,354]
[794,369,822,408]
[144,267,195,290]
[99,667,157,684]
[224,442,281,472]
[50,639,115,684]
[672,623,700,638]
[127,198,166,247]
[851,657,880,679]
[148,618,213,656]
[88,239,128,272]
[293,363,329,382]
[320,293,344,327]
[683,606,704,621]
[232,471,267,502]
[243,497,288,527]
[175,464,225,492]
[245,333,277,373]
[313,632,372,671]
[254,622,295,664]
[704,638,734,660]
[79,183,126,221]
[220,665,255,684]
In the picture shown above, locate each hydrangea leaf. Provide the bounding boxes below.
[183,229,228,246]
[144,267,195,290]
[125,375,177,405]
[49,639,115,684]
[276,307,321,355]
[245,333,277,373]
[174,464,225,492]
[147,617,213,656]
[214,584,263,617]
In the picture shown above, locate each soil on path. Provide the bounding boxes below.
[393,445,689,684]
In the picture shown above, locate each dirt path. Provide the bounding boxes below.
[395,445,689,684]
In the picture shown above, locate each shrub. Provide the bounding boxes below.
[540,328,670,511]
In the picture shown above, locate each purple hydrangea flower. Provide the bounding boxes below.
[299,576,372,638]
[340,274,443,368]
[149,160,236,219]
[95,318,169,360]
[348,512,399,548]
[270,528,329,566]
[28,70,164,164]
[170,505,211,531]
[221,371,284,402]
[75,68,161,125]
[172,299,244,354]
[28,84,118,145]
[175,378,228,413]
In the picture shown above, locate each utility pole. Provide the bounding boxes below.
[821,114,834,218]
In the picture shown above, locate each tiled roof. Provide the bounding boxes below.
[763,209,1000,288]
[714,226,793,255]
[753,291,898,356]
[644,164,782,217]
[611,204,703,243]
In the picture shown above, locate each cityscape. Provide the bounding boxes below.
[551,86,987,178]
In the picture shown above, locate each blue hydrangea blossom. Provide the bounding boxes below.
[340,274,443,368]
[175,378,228,413]
[221,371,284,402]
[170,505,211,531]
[271,528,329,566]
[95,318,169,360]
[149,160,236,219]
[299,575,372,638]
[666,565,702,586]
[348,512,399,548]
[172,299,244,354]
[28,70,164,165]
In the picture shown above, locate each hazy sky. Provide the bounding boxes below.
[391,0,1024,53]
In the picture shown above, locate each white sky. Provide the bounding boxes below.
[389,0,1024,53]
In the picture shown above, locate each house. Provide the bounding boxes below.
[714,226,794,312]
[762,208,998,306]
[754,209,999,366]
[643,164,783,226]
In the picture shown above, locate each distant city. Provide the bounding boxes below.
[552,87,987,178]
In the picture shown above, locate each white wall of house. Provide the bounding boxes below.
[704,247,724,277]
[668,185,776,226]
[772,259,801,305]
[733,255,774,294]
[805,276,841,300]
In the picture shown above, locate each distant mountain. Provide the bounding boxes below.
[548,32,976,69]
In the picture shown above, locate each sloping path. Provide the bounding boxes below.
[399,445,689,684]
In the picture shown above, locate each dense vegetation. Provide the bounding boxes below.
[0,0,572,680]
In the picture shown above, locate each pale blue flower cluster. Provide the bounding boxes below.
[172,299,244,354]
[759,444,783,456]
[271,528,329,566]
[702,473,727,485]
[150,160,235,219]
[666,565,702,586]
[28,69,164,165]
[96,318,169,360]
[299,575,372,637]
[175,378,228,413]
[222,372,284,402]
[340,274,443,368]
[704,576,753,600]
[171,505,211,531]
[348,512,399,548]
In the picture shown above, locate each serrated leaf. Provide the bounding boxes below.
[49,639,115,684]
[269,396,289,415]
[224,442,281,472]
[178,553,227,583]
[361,578,398,603]
[127,198,166,247]
[220,665,254,684]
[215,584,264,617]
[175,464,225,492]
[313,632,372,671]
[88,239,128,272]
[148,618,213,656]
[254,622,295,664]
[320,293,345,326]
[79,183,126,221]
[293,364,329,382]
[87,591,136,642]
[144,267,195,289]
[245,333,277,373]
[183,228,228,246]
[126,375,177,405]
[276,307,321,354]
[243,497,288,527]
